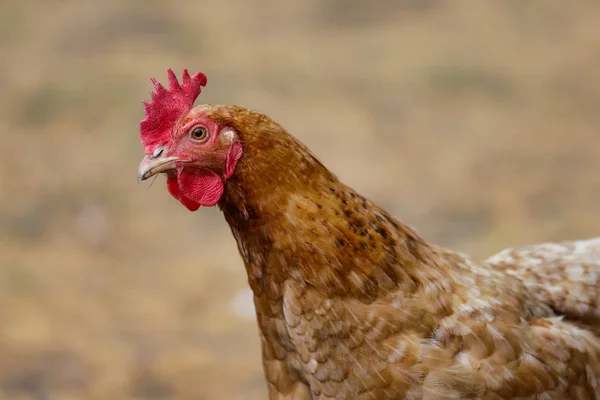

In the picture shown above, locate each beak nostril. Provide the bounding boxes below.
[152,146,164,159]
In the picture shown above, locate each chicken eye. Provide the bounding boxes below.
[190,126,208,141]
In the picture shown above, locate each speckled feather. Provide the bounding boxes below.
[151,103,600,399]
[485,238,600,336]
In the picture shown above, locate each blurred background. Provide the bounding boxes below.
[1,0,600,398]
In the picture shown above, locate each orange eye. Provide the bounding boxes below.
[190,126,208,140]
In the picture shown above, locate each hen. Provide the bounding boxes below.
[137,69,600,399]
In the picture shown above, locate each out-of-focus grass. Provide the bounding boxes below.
[1,1,600,398]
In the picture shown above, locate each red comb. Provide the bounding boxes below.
[140,68,207,152]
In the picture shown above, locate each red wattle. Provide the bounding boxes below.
[177,169,224,208]
[164,138,242,212]
[167,176,201,211]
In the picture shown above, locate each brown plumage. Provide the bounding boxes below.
[137,70,600,399]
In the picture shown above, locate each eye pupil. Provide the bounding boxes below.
[191,127,207,140]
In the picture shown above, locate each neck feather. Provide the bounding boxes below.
[209,105,438,299]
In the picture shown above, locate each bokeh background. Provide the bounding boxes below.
[1,1,600,399]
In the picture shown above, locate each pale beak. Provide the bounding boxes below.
[137,155,180,182]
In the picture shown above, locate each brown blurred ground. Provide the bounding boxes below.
[1,1,600,399]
